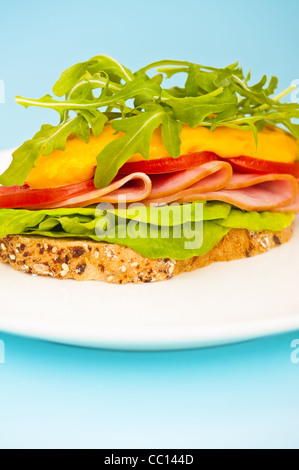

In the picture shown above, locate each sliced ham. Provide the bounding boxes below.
[276,192,299,213]
[33,173,152,209]
[37,162,232,209]
[225,172,299,191]
[147,161,232,199]
[176,181,298,211]
[147,172,298,212]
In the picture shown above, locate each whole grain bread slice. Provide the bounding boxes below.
[0,224,294,283]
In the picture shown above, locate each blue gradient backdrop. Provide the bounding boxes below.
[0,0,299,449]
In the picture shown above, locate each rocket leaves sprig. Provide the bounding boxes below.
[1,55,298,189]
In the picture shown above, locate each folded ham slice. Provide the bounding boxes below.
[175,181,298,211]
[147,161,232,199]
[39,173,152,208]
[225,172,298,191]
[41,162,233,209]
[147,168,298,211]
[276,192,299,213]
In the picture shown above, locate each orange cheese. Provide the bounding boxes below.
[27,124,299,189]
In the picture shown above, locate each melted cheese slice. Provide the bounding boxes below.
[27,124,298,189]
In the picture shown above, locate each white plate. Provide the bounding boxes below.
[0,149,299,351]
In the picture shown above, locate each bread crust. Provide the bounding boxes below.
[0,224,294,283]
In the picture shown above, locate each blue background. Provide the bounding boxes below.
[0,0,299,449]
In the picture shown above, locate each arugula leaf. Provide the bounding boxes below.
[185,64,199,97]
[0,116,90,186]
[156,67,189,79]
[265,76,279,96]
[53,55,134,97]
[94,110,165,188]
[161,111,182,159]
[196,71,218,94]
[78,110,108,137]
[67,73,122,100]
[137,60,218,75]
[282,119,299,141]
[16,75,161,115]
[163,87,237,128]
[210,105,239,131]
[15,94,67,120]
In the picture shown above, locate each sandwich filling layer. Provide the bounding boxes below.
[0,204,293,259]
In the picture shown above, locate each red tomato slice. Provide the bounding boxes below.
[119,152,219,175]
[0,184,29,195]
[226,156,299,179]
[0,180,95,209]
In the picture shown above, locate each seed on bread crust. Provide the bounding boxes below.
[76,263,87,275]
[0,223,294,284]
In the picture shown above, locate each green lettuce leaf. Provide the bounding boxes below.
[0,203,223,237]
[98,221,230,260]
[0,204,294,261]
[109,201,231,225]
[22,223,229,260]
[216,209,294,231]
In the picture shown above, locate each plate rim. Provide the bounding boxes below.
[0,311,299,350]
